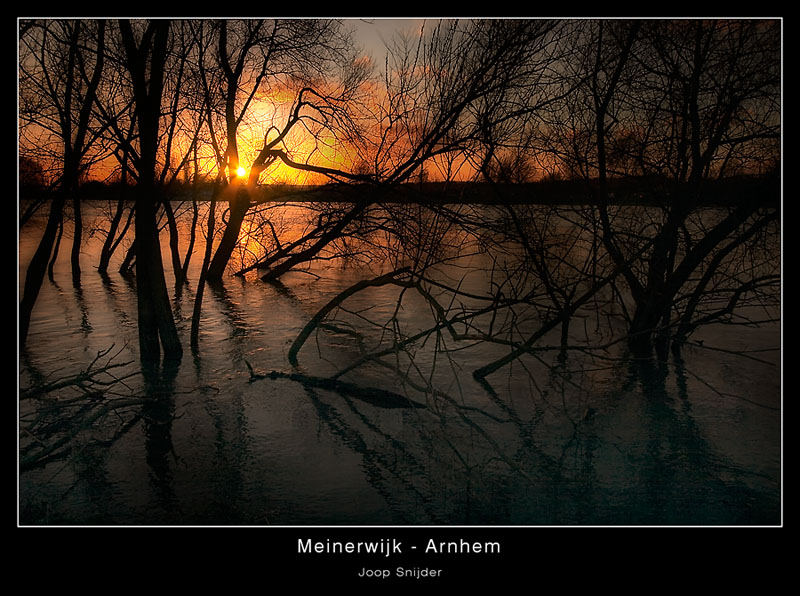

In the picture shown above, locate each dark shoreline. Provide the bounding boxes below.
[19,175,780,209]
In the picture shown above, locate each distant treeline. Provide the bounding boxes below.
[20,173,781,209]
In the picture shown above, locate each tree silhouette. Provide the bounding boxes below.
[534,20,780,358]
[19,20,106,344]
[118,19,182,362]
[192,19,357,281]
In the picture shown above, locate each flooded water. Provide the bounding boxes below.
[18,200,781,525]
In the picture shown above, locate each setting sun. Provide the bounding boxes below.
[236,166,247,178]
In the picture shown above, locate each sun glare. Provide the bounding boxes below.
[236,166,247,178]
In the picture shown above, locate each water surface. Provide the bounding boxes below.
[18,201,781,525]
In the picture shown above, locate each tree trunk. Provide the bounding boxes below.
[181,199,199,281]
[120,19,182,363]
[134,189,183,362]
[70,194,82,285]
[48,216,64,282]
[628,308,663,357]
[205,187,249,281]
[162,198,185,288]
[98,197,127,274]
[558,316,570,362]
[20,195,66,345]
[119,239,136,274]
[191,195,218,349]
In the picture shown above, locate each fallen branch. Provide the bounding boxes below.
[20,344,137,401]
[245,360,426,409]
[287,266,412,366]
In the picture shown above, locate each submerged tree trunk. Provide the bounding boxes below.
[162,198,185,288]
[20,195,66,345]
[191,194,217,349]
[120,19,182,363]
[98,198,128,275]
[47,215,64,283]
[71,195,82,285]
[119,239,136,274]
[558,316,570,362]
[134,188,183,362]
[204,187,249,281]
[181,199,199,282]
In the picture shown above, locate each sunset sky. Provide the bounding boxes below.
[19,18,453,186]
[18,18,780,187]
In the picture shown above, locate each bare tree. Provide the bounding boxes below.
[234,20,569,284]
[118,19,182,362]
[182,19,356,281]
[19,19,106,344]
[536,19,780,358]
